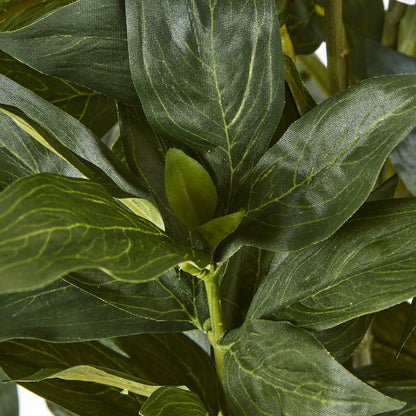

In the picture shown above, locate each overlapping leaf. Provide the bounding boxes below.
[0,51,117,137]
[0,74,144,197]
[220,74,416,256]
[63,268,206,325]
[220,319,403,416]
[0,279,190,342]
[0,0,138,104]
[367,42,416,195]
[126,0,284,207]
[0,174,210,294]
[0,339,147,415]
[248,198,416,330]
[114,333,220,414]
[0,369,18,416]
[140,387,209,416]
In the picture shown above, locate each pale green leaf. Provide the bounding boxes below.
[220,74,416,256]
[248,198,416,330]
[0,174,210,294]
[0,0,138,104]
[220,319,403,416]
[140,387,209,416]
[126,0,284,207]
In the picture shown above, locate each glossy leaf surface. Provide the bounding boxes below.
[126,0,284,206]
[248,198,416,330]
[220,319,403,416]
[221,74,416,255]
[0,279,189,342]
[114,333,219,415]
[0,174,209,293]
[140,387,209,416]
[0,0,138,104]
[0,74,144,197]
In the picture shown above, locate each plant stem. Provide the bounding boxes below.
[382,0,407,48]
[205,267,226,383]
[325,0,346,94]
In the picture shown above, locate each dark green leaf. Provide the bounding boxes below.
[0,0,76,31]
[248,198,416,330]
[367,43,416,196]
[0,74,145,197]
[343,0,384,79]
[220,74,416,256]
[126,0,284,207]
[165,148,218,229]
[220,319,403,416]
[221,247,276,330]
[114,333,220,415]
[0,0,138,104]
[315,315,374,363]
[367,174,399,201]
[0,339,146,415]
[286,0,324,54]
[0,370,18,416]
[378,380,416,416]
[0,51,117,137]
[0,279,190,342]
[397,298,416,357]
[140,387,209,416]
[0,174,210,294]
[48,402,77,416]
[63,268,205,326]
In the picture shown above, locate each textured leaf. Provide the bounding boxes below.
[114,333,220,415]
[220,74,416,256]
[378,380,416,416]
[343,0,384,79]
[63,268,205,326]
[126,0,284,207]
[367,43,416,196]
[0,74,144,197]
[0,369,18,416]
[286,0,324,54]
[248,198,416,330]
[0,279,190,342]
[0,174,210,294]
[315,314,374,363]
[0,339,146,415]
[0,0,76,31]
[0,51,117,137]
[220,319,403,416]
[0,0,138,104]
[140,387,209,416]
[165,148,218,229]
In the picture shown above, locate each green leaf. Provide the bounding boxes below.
[0,339,147,415]
[220,319,403,416]
[0,0,138,104]
[140,387,209,416]
[220,74,416,256]
[0,370,18,416]
[343,0,384,79]
[315,314,374,363]
[367,174,399,201]
[0,51,117,137]
[165,148,218,229]
[126,0,284,207]
[63,267,206,326]
[0,74,145,198]
[0,279,190,342]
[286,0,324,54]
[114,333,220,415]
[367,43,416,196]
[0,174,210,294]
[248,198,416,330]
[47,402,77,416]
[0,0,77,31]
[221,246,276,330]
[397,298,416,357]
[398,5,416,57]
[377,380,416,416]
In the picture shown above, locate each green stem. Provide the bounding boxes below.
[382,0,407,48]
[325,0,346,94]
